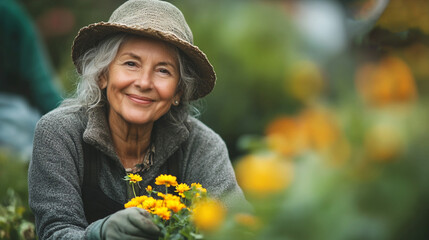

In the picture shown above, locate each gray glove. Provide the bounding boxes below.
[87,207,161,240]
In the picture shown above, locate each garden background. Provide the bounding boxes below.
[2,0,429,239]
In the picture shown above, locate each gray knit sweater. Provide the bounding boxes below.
[28,105,246,239]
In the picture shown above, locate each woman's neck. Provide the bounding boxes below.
[108,112,153,168]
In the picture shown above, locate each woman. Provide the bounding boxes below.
[28,0,247,239]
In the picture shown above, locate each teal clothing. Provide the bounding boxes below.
[0,0,62,114]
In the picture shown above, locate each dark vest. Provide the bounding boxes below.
[81,142,180,224]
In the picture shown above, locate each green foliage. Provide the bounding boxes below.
[175,0,303,158]
[0,189,35,240]
[0,152,35,240]
[8,1,429,239]
[0,152,29,207]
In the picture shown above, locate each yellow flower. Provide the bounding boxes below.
[191,183,207,193]
[142,197,157,211]
[127,173,142,183]
[146,185,152,193]
[153,207,171,220]
[124,199,139,208]
[124,196,148,208]
[175,183,190,197]
[235,154,293,195]
[156,199,164,208]
[155,174,178,187]
[192,199,226,232]
[163,193,181,202]
[165,199,186,213]
[190,183,207,198]
[135,195,148,202]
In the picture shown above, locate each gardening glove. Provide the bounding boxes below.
[87,207,161,240]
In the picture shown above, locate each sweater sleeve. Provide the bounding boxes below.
[28,115,93,239]
[181,120,249,210]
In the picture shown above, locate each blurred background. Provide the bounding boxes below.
[1,0,429,239]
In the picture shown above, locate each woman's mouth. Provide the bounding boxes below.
[127,94,155,104]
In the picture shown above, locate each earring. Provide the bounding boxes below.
[173,100,179,106]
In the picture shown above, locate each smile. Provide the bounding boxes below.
[127,94,155,104]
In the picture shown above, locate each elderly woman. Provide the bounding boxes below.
[28,0,247,239]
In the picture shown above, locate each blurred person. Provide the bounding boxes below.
[0,0,63,159]
[28,0,247,239]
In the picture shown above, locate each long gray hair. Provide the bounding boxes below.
[63,33,200,124]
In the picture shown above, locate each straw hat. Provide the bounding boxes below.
[72,0,216,100]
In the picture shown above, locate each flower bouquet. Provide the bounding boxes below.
[123,173,223,240]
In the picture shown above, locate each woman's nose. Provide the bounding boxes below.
[134,71,153,90]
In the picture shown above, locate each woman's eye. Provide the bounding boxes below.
[125,61,136,67]
[159,68,171,75]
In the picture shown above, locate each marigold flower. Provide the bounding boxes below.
[127,173,142,183]
[163,193,180,202]
[153,207,171,220]
[235,154,293,195]
[142,197,157,211]
[191,183,202,189]
[156,199,164,208]
[135,195,148,203]
[355,56,417,106]
[146,185,152,192]
[157,192,165,198]
[300,108,340,151]
[191,183,207,193]
[265,117,308,157]
[192,200,226,232]
[175,183,190,197]
[124,199,139,208]
[155,174,178,187]
[166,199,186,213]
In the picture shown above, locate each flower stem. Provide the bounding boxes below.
[132,184,137,198]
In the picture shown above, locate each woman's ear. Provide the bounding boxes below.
[172,91,183,106]
[99,73,108,89]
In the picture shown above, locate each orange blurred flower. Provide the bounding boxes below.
[235,154,293,195]
[192,200,226,232]
[300,108,341,151]
[265,107,346,162]
[355,56,417,106]
[266,117,308,157]
[234,213,261,229]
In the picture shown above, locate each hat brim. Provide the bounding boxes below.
[72,22,216,100]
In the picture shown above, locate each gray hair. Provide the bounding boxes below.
[63,33,200,124]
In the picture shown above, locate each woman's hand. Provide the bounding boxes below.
[92,207,161,240]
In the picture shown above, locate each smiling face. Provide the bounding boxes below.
[100,36,181,127]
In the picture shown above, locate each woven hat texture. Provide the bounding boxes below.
[72,0,216,100]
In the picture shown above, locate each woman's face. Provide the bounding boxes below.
[100,36,180,126]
